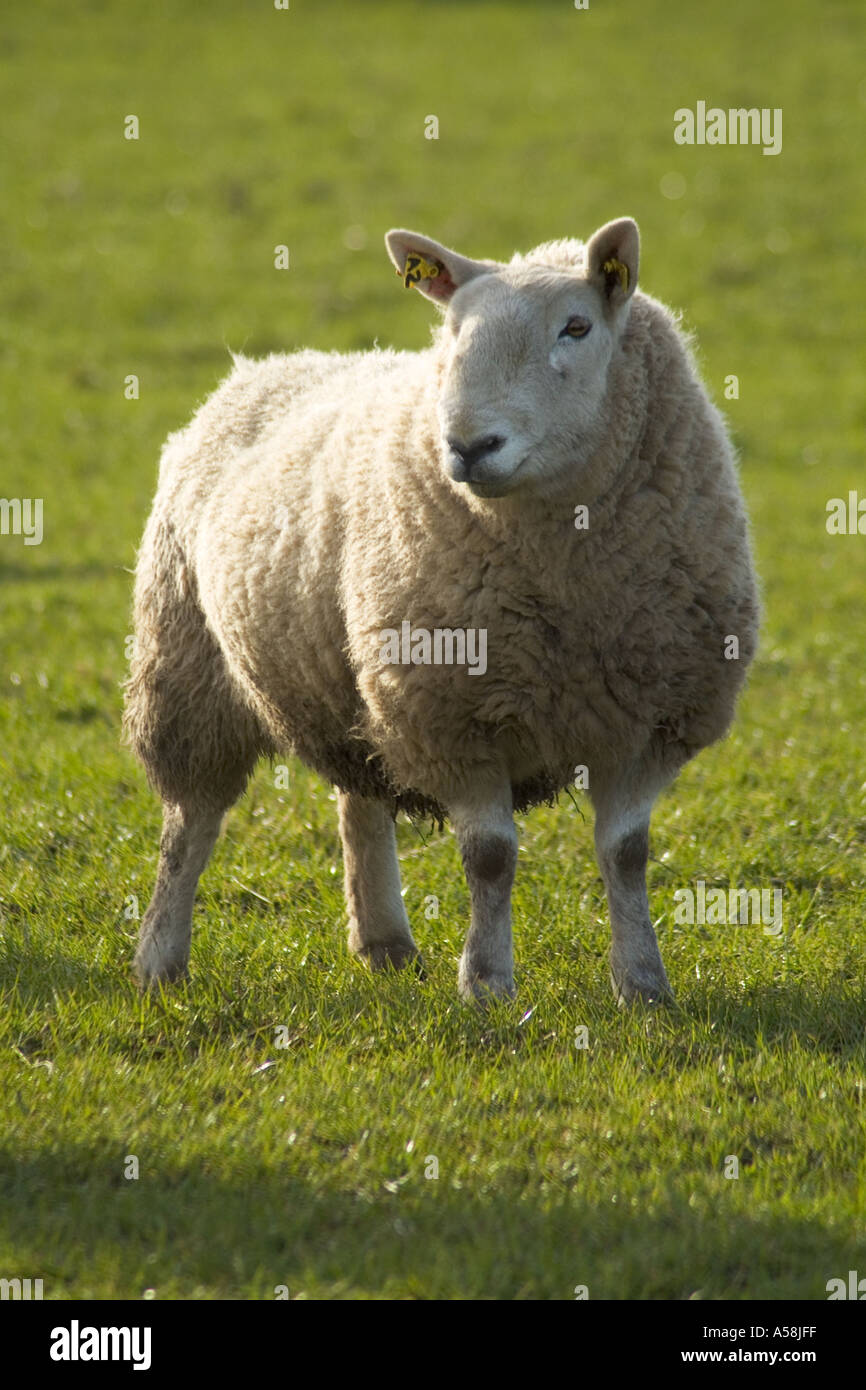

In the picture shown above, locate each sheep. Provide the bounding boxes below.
[123,216,759,1006]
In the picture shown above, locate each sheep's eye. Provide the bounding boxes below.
[561,316,591,339]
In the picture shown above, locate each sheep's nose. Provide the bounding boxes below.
[447,434,506,479]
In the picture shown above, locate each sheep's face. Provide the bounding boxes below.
[386,218,640,499]
[437,270,623,498]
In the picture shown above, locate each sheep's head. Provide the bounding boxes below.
[385,218,639,499]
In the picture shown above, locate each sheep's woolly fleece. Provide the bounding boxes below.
[124,235,759,823]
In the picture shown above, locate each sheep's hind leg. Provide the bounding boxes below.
[338,791,420,971]
[124,512,270,987]
[133,801,223,987]
[450,784,518,1003]
[592,764,674,1007]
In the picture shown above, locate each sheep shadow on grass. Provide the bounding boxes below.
[0,1141,857,1300]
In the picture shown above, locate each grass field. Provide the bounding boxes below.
[1,0,865,1300]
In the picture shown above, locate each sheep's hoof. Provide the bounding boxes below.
[132,951,190,991]
[610,963,675,1009]
[458,969,516,1006]
[350,936,423,975]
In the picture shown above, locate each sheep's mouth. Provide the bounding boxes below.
[465,454,531,498]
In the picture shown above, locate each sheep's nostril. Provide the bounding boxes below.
[478,434,505,456]
[448,434,506,476]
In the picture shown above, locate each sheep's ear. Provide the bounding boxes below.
[385,229,495,306]
[584,217,639,308]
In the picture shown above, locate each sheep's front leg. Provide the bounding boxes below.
[338,791,420,971]
[593,773,674,1007]
[451,787,518,1002]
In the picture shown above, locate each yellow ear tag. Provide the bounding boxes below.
[402,252,442,289]
[603,257,629,292]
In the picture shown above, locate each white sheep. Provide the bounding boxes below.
[123,217,759,1005]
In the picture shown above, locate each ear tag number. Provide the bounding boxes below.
[602,257,629,292]
[402,252,442,289]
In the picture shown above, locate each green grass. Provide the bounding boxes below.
[1,0,865,1300]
